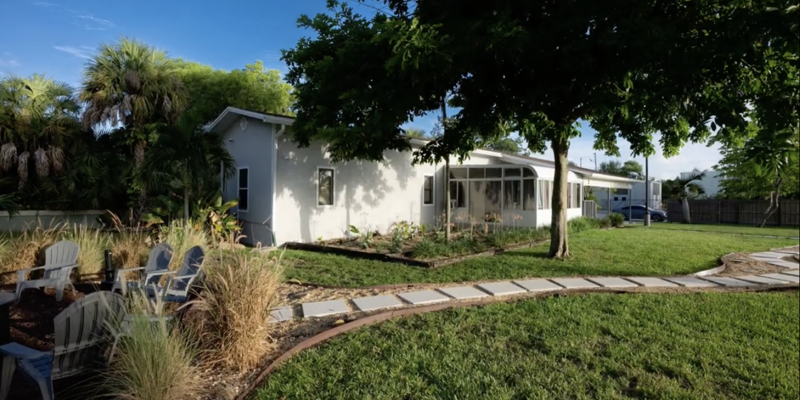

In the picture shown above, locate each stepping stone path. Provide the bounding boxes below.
[397,290,450,305]
[438,286,490,300]
[352,295,404,312]
[550,278,599,289]
[270,246,798,323]
[734,275,791,285]
[625,277,679,287]
[302,299,349,318]
[663,277,719,288]
[513,279,562,292]
[587,277,639,288]
[477,282,527,296]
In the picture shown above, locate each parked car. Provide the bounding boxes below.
[612,205,668,222]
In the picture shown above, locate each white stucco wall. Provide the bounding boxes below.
[272,132,439,244]
[221,117,275,246]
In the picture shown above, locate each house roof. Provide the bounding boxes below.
[208,107,641,185]
[206,107,295,133]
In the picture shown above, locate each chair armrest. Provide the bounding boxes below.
[0,343,49,360]
[16,266,48,280]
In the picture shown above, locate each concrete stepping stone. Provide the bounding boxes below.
[513,279,562,292]
[397,290,451,305]
[780,270,800,277]
[301,299,349,318]
[767,260,800,269]
[438,286,490,300]
[351,295,404,312]
[550,278,600,289]
[750,252,790,259]
[701,276,760,287]
[734,275,790,285]
[662,277,720,288]
[625,277,678,287]
[759,273,800,283]
[269,306,293,323]
[476,282,527,296]
[586,277,639,288]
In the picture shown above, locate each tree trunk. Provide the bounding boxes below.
[759,179,782,228]
[184,186,190,221]
[441,97,451,243]
[133,139,148,223]
[681,197,691,224]
[548,137,570,258]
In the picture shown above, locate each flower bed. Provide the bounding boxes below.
[284,217,606,268]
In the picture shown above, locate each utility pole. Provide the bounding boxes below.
[594,152,598,170]
[644,156,651,227]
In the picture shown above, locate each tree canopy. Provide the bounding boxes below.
[283,0,797,257]
[599,160,643,178]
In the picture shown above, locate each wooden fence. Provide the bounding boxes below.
[666,199,800,226]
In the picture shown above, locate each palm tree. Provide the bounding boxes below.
[80,37,186,215]
[140,123,235,220]
[666,170,706,223]
[0,74,79,189]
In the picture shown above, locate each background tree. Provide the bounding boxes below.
[403,127,427,138]
[80,37,186,216]
[599,160,642,178]
[599,160,624,175]
[742,125,799,227]
[177,60,294,127]
[664,170,706,223]
[478,135,530,155]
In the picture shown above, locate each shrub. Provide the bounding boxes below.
[0,221,64,284]
[608,212,625,228]
[184,248,283,372]
[597,217,612,229]
[65,222,110,279]
[110,229,152,269]
[568,217,601,234]
[102,291,202,400]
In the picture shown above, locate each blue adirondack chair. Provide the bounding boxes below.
[145,246,205,303]
[111,243,173,294]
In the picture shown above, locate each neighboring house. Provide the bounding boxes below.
[592,179,663,210]
[208,107,641,246]
[680,169,722,198]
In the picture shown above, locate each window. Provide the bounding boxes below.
[486,168,502,178]
[317,168,334,206]
[538,180,552,209]
[450,181,466,208]
[522,180,536,210]
[504,168,521,178]
[238,167,249,212]
[468,168,485,179]
[568,183,582,208]
[504,180,521,210]
[423,175,434,205]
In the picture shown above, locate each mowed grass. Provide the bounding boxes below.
[253,292,800,400]
[644,223,800,238]
[282,228,797,287]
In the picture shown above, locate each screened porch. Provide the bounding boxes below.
[447,165,584,228]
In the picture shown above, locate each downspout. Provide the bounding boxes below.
[271,123,286,246]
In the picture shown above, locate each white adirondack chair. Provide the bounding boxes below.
[0,291,126,400]
[15,240,80,302]
[111,243,173,294]
[145,246,205,303]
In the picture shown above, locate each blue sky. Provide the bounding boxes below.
[0,0,722,179]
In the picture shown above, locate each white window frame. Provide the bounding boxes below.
[423,174,435,206]
[237,166,249,213]
[316,166,336,207]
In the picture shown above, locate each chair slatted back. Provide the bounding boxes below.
[172,246,205,293]
[51,291,126,379]
[42,240,80,281]
[142,243,173,287]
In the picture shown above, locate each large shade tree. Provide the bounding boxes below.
[284,0,796,258]
[80,37,186,215]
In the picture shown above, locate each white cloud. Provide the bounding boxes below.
[54,45,94,59]
[0,58,21,67]
[32,2,116,31]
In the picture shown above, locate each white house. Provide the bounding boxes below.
[208,107,641,246]
[592,179,663,211]
[680,169,723,198]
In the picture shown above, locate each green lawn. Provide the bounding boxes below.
[282,228,797,287]
[643,223,800,238]
[252,292,800,400]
